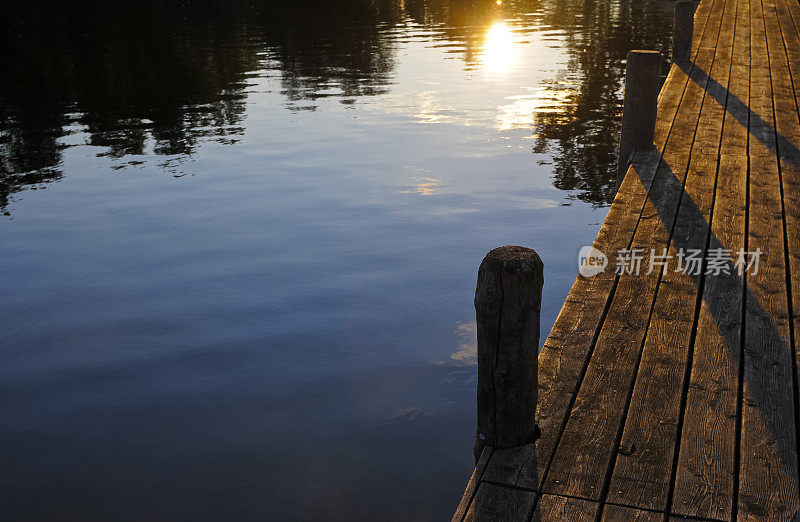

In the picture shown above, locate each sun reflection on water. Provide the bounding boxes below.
[483,22,515,74]
[495,86,576,131]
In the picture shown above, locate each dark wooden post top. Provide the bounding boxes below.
[474,246,543,461]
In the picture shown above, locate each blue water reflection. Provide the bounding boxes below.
[0,0,673,519]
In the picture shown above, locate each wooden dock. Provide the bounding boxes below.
[454,0,800,518]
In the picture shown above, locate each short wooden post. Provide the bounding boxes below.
[474,246,543,462]
[616,50,662,184]
[672,1,698,65]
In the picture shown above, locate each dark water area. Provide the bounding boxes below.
[1,1,673,519]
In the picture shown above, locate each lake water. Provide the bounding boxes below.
[0,1,674,519]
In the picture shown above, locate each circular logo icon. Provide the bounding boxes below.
[578,245,608,278]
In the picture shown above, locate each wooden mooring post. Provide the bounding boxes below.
[474,246,543,462]
[616,50,662,185]
[673,1,699,65]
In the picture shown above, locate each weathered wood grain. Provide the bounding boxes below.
[535,148,660,482]
[773,6,800,521]
[453,447,493,522]
[606,0,738,509]
[533,0,721,487]
[536,494,599,520]
[775,0,800,377]
[481,443,539,490]
[719,0,752,158]
[462,483,537,522]
[602,504,665,521]
[667,1,752,515]
[475,246,543,458]
[543,0,728,501]
[730,0,800,518]
[737,152,798,520]
[671,155,747,520]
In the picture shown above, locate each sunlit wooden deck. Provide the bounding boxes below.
[454,0,800,518]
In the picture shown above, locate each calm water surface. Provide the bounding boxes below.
[1,1,673,519]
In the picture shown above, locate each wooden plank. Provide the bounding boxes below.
[462,483,536,522]
[773,5,800,519]
[779,0,800,40]
[719,0,752,158]
[669,515,722,522]
[671,0,752,514]
[778,153,800,521]
[536,494,599,520]
[738,152,799,520]
[606,0,739,509]
[481,443,539,490]
[771,0,800,507]
[452,447,492,522]
[601,504,664,521]
[535,149,659,481]
[692,0,739,155]
[748,0,776,157]
[671,155,747,520]
[604,159,717,509]
[735,1,799,519]
[536,103,693,488]
[760,2,800,519]
[658,0,721,153]
[542,0,728,501]
[775,0,800,363]
[541,160,682,500]
[778,0,800,110]
[762,0,800,148]
[533,0,722,485]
